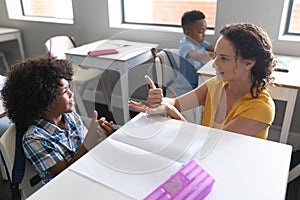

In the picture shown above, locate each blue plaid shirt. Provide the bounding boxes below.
[23,112,87,183]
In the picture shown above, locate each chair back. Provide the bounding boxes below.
[45,35,76,59]
[152,49,179,97]
[0,124,43,199]
[150,49,202,124]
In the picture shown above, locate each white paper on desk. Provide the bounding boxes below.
[70,114,212,199]
[111,114,210,164]
[70,138,183,199]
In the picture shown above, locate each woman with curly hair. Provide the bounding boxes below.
[129,23,277,139]
[1,55,114,183]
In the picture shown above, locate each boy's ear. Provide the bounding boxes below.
[244,59,256,70]
[184,28,191,36]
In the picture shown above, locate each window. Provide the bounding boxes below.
[279,0,300,41]
[5,0,73,24]
[284,0,300,35]
[109,0,217,33]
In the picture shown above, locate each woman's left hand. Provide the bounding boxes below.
[129,100,167,115]
[129,100,186,121]
[128,100,149,113]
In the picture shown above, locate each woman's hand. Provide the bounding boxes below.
[129,100,167,115]
[145,75,164,108]
[129,100,186,121]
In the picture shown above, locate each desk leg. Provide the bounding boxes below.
[279,89,298,143]
[289,163,300,182]
[16,32,25,59]
[115,66,130,124]
[123,79,130,123]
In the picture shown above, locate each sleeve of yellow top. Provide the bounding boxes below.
[239,100,275,126]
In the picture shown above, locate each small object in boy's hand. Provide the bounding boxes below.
[88,49,119,56]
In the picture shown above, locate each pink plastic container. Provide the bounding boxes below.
[144,160,215,200]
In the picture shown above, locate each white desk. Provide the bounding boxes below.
[0,27,25,60]
[197,55,300,144]
[65,40,158,124]
[27,114,292,200]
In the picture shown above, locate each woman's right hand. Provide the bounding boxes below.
[145,75,175,108]
[145,75,163,108]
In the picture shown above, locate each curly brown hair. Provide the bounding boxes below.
[1,55,73,129]
[220,23,277,97]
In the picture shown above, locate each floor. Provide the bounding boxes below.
[286,150,300,200]
[0,172,11,200]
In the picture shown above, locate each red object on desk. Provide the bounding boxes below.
[87,49,119,56]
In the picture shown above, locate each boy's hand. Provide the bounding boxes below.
[99,117,114,137]
[83,111,107,151]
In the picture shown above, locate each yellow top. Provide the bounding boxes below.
[202,77,275,139]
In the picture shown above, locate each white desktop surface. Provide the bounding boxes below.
[65,40,156,62]
[197,56,300,144]
[65,40,158,123]
[27,114,292,200]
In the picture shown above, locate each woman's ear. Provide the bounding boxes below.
[244,59,256,70]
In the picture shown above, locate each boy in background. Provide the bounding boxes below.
[175,10,215,96]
